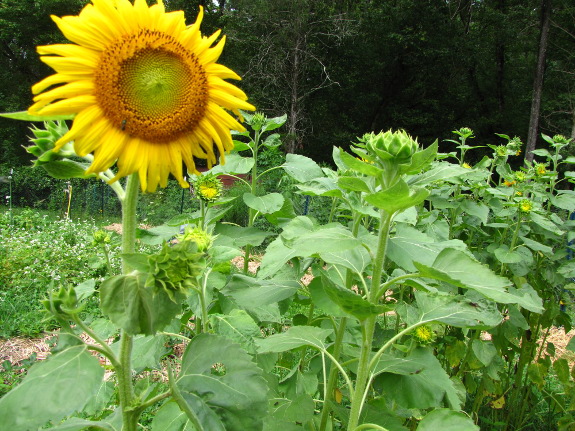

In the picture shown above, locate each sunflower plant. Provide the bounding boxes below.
[0,1,266,430]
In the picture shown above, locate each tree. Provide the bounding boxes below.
[525,0,552,163]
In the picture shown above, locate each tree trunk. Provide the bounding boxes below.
[525,0,552,163]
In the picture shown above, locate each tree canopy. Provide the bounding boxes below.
[1,0,574,166]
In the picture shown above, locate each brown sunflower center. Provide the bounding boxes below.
[94,29,208,143]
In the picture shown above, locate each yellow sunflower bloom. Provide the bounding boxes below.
[28,0,255,192]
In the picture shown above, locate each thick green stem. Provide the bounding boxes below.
[118,174,139,431]
[347,210,393,431]
[243,130,261,274]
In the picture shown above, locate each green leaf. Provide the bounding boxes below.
[100,272,181,335]
[243,192,284,214]
[0,345,103,431]
[262,114,287,132]
[530,212,564,236]
[308,277,348,317]
[472,340,497,367]
[418,409,479,431]
[414,248,534,306]
[151,401,196,431]
[519,236,553,255]
[282,153,324,182]
[409,161,471,186]
[387,224,468,272]
[338,176,372,193]
[460,200,490,224]
[0,111,74,121]
[209,310,263,354]
[280,216,361,256]
[214,224,272,247]
[258,237,299,279]
[494,245,523,264]
[296,177,342,197]
[365,179,429,214]
[339,149,383,176]
[210,153,254,175]
[268,395,315,424]
[42,160,92,179]
[398,291,502,329]
[376,347,461,409]
[320,246,372,275]
[320,271,389,320]
[221,274,301,308]
[256,326,333,353]
[111,335,167,372]
[47,417,116,431]
[401,140,438,174]
[551,191,575,211]
[177,334,268,431]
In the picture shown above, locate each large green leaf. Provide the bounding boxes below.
[320,271,389,320]
[337,176,372,193]
[220,274,301,308]
[100,272,181,335]
[320,246,372,275]
[177,334,268,431]
[210,152,254,175]
[387,224,467,272]
[256,326,334,353]
[365,179,429,214]
[268,395,315,424]
[398,291,502,329]
[46,417,116,431]
[0,345,104,431]
[243,192,284,214]
[258,237,299,279]
[417,409,479,431]
[376,347,460,410]
[414,248,542,311]
[339,149,383,176]
[111,334,167,372]
[296,177,342,197]
[282,153,324,182]
[210,310,264,354]
[214,224,272,247]
[280,217,361,255]
[408,162,471,186]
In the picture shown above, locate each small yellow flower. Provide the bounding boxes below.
[516,191,523,196]
[462,162,472,169]
[413,325,435,344]
[193,173,223,202]
[519,199,533,213]
[535,163,547,176]
[503,180,516,187]
[514,171,526,182]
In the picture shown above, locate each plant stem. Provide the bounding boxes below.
[347,210,393,431]
[118,173,139,431]
[243,129,261,273]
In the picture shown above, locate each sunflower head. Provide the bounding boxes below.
[29,0,255,193]
[413,325,435,345]
[193,173,223,202]
[519,199,533,213]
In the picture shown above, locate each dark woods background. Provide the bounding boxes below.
[1,0,574,168]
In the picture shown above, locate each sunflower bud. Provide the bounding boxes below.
[519,199,533,213]
[146,241,206,300]
[366,129,419,165]
[250,112,266,131]
[177,226,214,252]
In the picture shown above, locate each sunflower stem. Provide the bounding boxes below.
[118,173,139,431]
[347,209,393,431]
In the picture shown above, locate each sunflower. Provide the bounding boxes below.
[28,0,255,192]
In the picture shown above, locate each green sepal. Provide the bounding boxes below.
[0,111,74,121]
